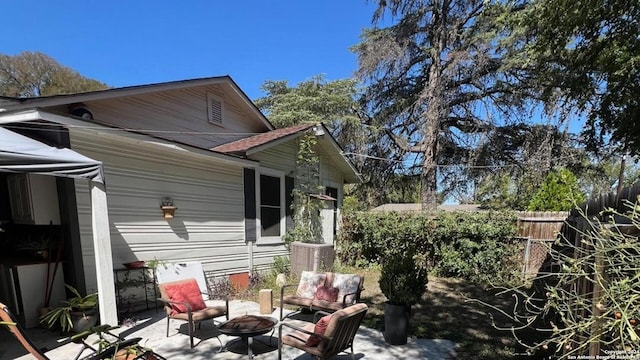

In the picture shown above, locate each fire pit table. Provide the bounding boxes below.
[217,315,278,359]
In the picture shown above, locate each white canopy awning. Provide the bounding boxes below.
[0,126,117,326]
[0,127,104,183]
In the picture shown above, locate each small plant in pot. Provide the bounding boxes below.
[379,251,428,345]
[18,235,52,260]
[71,325,159,360]
[40,284,99,333]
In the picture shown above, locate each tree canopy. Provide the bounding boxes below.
[0,51,108,97]
[472,123,601,209]
[354,0,532,209]
[527,168,585,211]
[254,75,368,156]
[505,0,640,154]
[255,75,359,129]
[6,1,637,212]
[255,75,404,207]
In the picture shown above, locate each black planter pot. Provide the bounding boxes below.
[383,302,411,345]
[70,309,98,333]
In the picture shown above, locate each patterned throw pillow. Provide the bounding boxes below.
[296,271,327,298]
[332,274,362,304]
[313,285,339,302]
[306,314,332,346]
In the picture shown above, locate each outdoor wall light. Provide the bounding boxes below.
[160,197,177,219]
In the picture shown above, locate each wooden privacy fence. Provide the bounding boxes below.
[577,181,640,217]
[507,189,640,356]
[515,211,568,276]
[561,182,640,356]
[566,183,640,358]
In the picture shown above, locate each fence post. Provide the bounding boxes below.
[589,249,603,357]
[522,237,531,274]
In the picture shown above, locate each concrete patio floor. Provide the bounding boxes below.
[4,300,457,359]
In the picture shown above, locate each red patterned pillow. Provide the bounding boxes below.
[313,285,339,302]
[306,314,332,347]
[163,279,206,315]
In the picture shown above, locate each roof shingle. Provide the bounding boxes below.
[212,123,315,154]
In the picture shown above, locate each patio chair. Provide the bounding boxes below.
[157,277,229,348]
[278,302,368,360]
[0,302,166,360]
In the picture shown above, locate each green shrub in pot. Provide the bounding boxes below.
[379,252,428,306]
[40,284,98,332]
[379,251,429,345]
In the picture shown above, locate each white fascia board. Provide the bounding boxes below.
[317,130,362,183]
[0,109,43,123]
[226,81,274,130]
[7,78,230,109]
[0,109,258,168]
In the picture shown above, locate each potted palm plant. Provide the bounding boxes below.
[40,284,98,333]
[379,251,428,345]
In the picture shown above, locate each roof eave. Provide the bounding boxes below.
[2,76,274,130]
[244,125,315,156]
[315,124,361,183]
[0,108,260,168]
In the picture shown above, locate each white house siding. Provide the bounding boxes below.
[255,136,346,204]
[48,84,267,150]
[69,131,248,291]
[251,139,298,173]
[319,151,345,204]
[247,137,349,265]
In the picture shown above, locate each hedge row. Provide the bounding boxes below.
[337,210,523,285]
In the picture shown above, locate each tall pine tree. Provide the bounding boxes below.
[354,0,532,209]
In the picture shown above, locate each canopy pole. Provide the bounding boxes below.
[90,181,117,326]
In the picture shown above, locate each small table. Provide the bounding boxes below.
[217,315,278,359]
[113,266,158,314]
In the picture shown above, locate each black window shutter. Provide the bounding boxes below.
[244,168,256,242]
[285,176,294,230]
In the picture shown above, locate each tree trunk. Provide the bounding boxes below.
[421,150,438,211]
[420,43,444,211]
[616,153,627,200]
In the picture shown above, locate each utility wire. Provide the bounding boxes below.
[2,122,595,170]
[342,152,585,169]
[3,122,265,136]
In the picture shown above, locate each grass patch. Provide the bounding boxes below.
[358,267,547,359]
[243,265,545,359]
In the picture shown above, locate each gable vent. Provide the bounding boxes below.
[207,93,223,125]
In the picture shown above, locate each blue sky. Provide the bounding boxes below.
[4,1,379,100]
